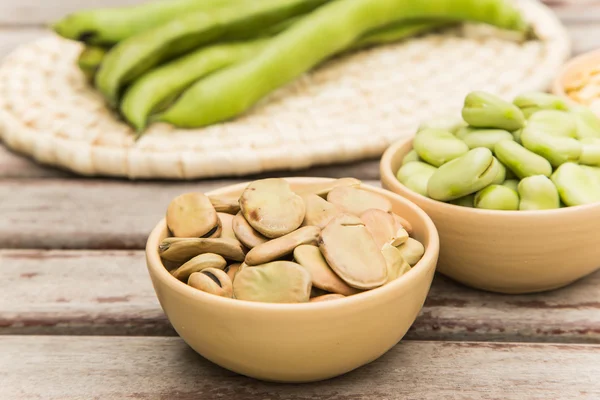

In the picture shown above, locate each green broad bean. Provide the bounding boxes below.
[95,0,326,106]
[520,128,581,168]
[396,161,437,197]
[121,39,269,131]
[513,91,570,118]
[581,165,600,183]
[579,138,600,167]
[570,105,600,140]
[492,160,506,185]
[418,114,467,134]
[493,140,552,179]
[526,110,577,138]
[427,148,501,201]
[474,184,519,210]
[402,149,421,165]
[458,128,514,150]
[449,194,475,208]
[517,175,560,210]
[52,0,240,45]
[413,129,469,167]
[502,179,519,192]
[462,91,525,131]
[512,128,522,144]
[157,0,530,128]
[551,162,600,206]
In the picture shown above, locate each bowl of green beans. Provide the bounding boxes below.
[380,90,600,294]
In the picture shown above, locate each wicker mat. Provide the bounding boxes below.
[0,0,570,179]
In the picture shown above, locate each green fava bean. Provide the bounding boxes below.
[418,115,467,134]
[458,127,514,150]
[492,160,506,185]
[462,91,525,131]
[493,140,552,179]
[517,175,560,210]
[502,179,519,192]
[427,148,501,201]
[396,161,437,197]
[581,165,600,183]
[520,128,581,168]
[526,110,577,138]
[551,163,600,206]
[570,105,600,140]
[402,149,421,165]
[413,128,469,167]
[512,128,522,144]
[474,184,519,210]
[513,91,570,118]
[449,194,475,208]
[579,138,600,167]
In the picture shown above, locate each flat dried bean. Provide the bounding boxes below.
[327,186,392,216]
[245,226,320,266]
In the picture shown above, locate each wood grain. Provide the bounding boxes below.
[1,336,599,399]
[2,249,598,343]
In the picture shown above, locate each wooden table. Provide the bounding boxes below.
[1,1,599,398]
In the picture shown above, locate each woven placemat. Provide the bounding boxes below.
[0,0,570,180]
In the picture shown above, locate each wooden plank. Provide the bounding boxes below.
[0,179,381,249]
[2,249,599,343]
[1,336,599,399]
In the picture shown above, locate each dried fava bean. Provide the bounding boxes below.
[310,294,345,302]
[204,219,222,239]
[462,91,525,131]
[301,194,342,229]
[166,192,218,238]
[240,178,305,238]
[389,212,413,235]
[395,238,425,266]
[171,253,227,281]
[310,286,329,298]
[413,128,469,167]
[570,105,600,140]
[293,245,359,296]
[232,212,268,249]
[513,91,570,118]
[381,243,411,283]
[517,175,560,210]
[551,162,600,206]
[579,138,600,167]
[245,226,320,266]
[494,140,552,179]
[233,261,311,303]
[188,268,233,298]
[217,212,236,240]
[395,161,437,197]
[401,149,421,165]
[224,263,241,282]
[360,209,398,249]
[159,237,246,263]
[209,194,240,215]
[474,185,519,210]
[327,187,392,216]
[427,148,501,201]
[520,128,581,168]
[295,178,361,198]
[319,214,388,290]
[390,227,409,247]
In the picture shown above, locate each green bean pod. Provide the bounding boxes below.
[396,161,437,197]
[352,20,453,50]
[77,46,107,82]
[427,148,502,201]
[517,175,560,210]
[474,185,520,210]
[513,91,570,118]
[456,127,514,150]
[520,128,581,168]
[493,140,552,179]
[121,39,270,131]
[413,129,469,167]
[156,0,530,128]
[551,162,600,206]
[52,0,241,45]
[569,105,600,140]
[95,0,327,106]
[462,91,525,131]
[579,138,600,167]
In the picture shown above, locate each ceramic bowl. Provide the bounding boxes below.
[145,177,439,383]
[551,48,600,112]
[380,138,600,295]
